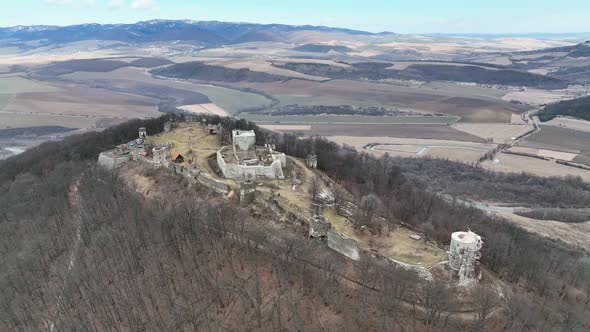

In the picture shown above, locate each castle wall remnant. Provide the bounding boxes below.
[448,231,482,285]
[240,180,257,205]
[306,154,318,169]
[139,127,147,139]
[327,230,360,261]
[217,148,285,180]
[153,147,167,168]
[98,150,132,170]
[309,215,331,238]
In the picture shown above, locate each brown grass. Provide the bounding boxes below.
[495,211,590,249]
[145,123,225,178]
[452,123,534,144]
[323,208,445,267]
[519,125,590,154]
[482,153,590,182]
[545,117,590,133]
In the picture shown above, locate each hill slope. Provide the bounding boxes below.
[538,96,590,121]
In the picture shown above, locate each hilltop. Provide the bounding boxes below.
[2,113,590,331]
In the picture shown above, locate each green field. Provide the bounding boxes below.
[238,113,459,124]
[0,77,61,94]
[189,84,272,114]
[0,94,11,111]
[573,154,590,167]
[61,69,271,115]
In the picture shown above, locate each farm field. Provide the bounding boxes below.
[327,136,494,159]
[508,146,578,161]
[481,152,590,182]
[574,154,590,166]
[494,210,590,249]
[0,76,160,130]
[0,94,11,111]
[234,78,528,123]
[239,113,458,124]
[366,144,489,162]
[452,123,534,143]
[501,89,571,105]
[184,84,271,114]
[305,124,486,141]
[518,125,590,155]
[422,81,509,98]
[0,112,99,129]
[3,100,156,119]
[179,103,229,117]
[259,124,312,132]
[544,117,590,132]
[0,76,61,94]
[61,67,273,114]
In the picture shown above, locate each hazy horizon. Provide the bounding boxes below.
[3,0,590,35]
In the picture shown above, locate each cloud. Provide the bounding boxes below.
[107,0,125,9]
[130,0,158,10]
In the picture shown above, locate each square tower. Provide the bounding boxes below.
[232,130,256,152]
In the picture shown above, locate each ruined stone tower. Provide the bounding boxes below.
[139,127,147,139]
[448,231,483,285]
[153,147,167,168]
[306,154,318,169]
[239,180,257,206]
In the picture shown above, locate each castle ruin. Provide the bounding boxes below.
[217,130,287,180]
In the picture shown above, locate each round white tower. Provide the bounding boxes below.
[448,231,482,271]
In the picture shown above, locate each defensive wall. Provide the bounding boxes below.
[327,230,360,261]
[217,147,284,180]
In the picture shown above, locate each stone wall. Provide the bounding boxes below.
[327,230,360,261]
[163,160,229,194]
[98,152,132,170]
[196,172,230,194]
[309,216,331,238]
[271,152,287,168]
[217,149,284,180]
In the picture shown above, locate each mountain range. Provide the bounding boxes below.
[0,20,391,45]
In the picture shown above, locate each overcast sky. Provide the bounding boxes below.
[2,0,590,34]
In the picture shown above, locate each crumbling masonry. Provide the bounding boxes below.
[448,231,483,285]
